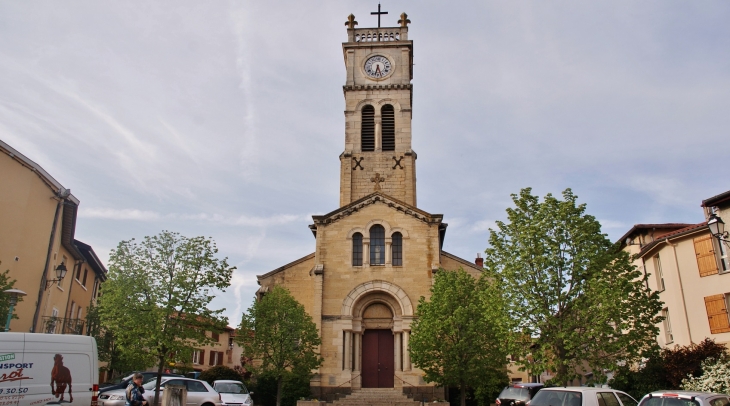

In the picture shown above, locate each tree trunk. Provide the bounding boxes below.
[460,381,466,406]
[153,354,165,406]
[556,343,569,387]
[276,376,284,406]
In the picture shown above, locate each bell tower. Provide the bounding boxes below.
[339,12,416,207]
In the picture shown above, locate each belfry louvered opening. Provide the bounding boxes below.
[361,105,375,152]
[381,104,395,151]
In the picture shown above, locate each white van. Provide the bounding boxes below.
[0,333,99,406]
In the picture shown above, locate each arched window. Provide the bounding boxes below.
[370,225,385,265]
[361,105,375,152]
[392,232,402,266]
[352,233,363,266]
[381,104,395,151]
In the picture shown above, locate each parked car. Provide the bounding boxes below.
[497,383,545,406]
[99,372,184,393]
[98,377,222,406]
[530,387,638,406]
[213,380,254,406]
[638,391,730,406]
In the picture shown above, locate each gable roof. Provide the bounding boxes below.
[256,252,315,281]
[440,251,483,273]
[617,223,695,247]
[636,222,708,257]
[702,189,730,208]
[311,192,443,226]
[0,139,80,205]
[74,239,108,282]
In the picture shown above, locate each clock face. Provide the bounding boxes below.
[364,55,392,79]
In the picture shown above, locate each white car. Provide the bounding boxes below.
[98,377,223,406]
[639,391,730,406]
[530,387,638,406]
[213,380,254,406]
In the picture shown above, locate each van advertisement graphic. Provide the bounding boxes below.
[0,352,90,406]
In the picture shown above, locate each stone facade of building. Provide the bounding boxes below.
[256,15,482,402]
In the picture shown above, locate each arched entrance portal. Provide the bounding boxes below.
[340,280,414,389]
[361,304,394,388]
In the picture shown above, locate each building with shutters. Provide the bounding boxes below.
[618,189,730,349]
[0,139,107,335]
[254,13,483,402]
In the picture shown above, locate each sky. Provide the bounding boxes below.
[1,1,729,327]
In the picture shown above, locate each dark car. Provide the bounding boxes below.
[99,372,184,393]
[497,383,545,406]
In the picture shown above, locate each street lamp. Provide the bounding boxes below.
[3,288,27,332]
[707,213,729,243]
[45,262,68,291]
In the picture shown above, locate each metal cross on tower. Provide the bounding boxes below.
[371,3,388,28]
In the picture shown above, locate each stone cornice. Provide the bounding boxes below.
[312,192,442,226]
[343,83,412,92]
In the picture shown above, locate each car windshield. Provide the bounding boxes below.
[531,391,583,406]
[500,387,531,401]
[640,398,700,406]
[143,378,170,390]
[215,383,248,394]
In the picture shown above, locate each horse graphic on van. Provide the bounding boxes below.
[50,354,73,403]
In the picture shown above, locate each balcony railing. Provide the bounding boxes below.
[42,316,86,335]
[348,27,408,43]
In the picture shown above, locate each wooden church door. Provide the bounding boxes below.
[361,329,394,388]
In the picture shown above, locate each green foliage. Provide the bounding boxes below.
[484,188,664,385]
[199,365,244,385]
[682,354,730,394]
[410,269,510,406]
[87,303,138,378]
[0,266,22,326]
[251,370,312,406]
[237,286,322,406]
[611,339,727,399]
[98,230,235,405]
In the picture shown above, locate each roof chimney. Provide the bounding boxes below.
[475,253,483,268]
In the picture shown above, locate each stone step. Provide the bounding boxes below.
[331,389,423,406]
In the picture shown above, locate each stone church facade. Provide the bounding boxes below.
[256,14,482,402]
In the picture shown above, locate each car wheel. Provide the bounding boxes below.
[201,402,215,406]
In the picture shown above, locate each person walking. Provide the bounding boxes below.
[125,373,148,406]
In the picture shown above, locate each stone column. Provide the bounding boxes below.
[375,117,382,152]
[403,330,411,371]
[363,240,370,266]
[385,240,392,265]
[395,332,402,371]
[354,332,361,371]
[344,330,352,371]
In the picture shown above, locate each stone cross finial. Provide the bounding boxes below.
[371,173,386,191]
[398,12,411,27]
[345,14,358,29]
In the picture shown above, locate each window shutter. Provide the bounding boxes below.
[217,352,223,366]
[361,105,375,152]
[704,294,730,334]
[199,350,205,365]
[381,104,395,151]
[694,235,719,277]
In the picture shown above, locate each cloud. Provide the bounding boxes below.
[79,207,309,227]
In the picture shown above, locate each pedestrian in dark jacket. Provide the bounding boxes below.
[125,373,148,406]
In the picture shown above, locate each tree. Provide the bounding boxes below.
[484,188,663,385]
[611,338,727,399]
[682,354,730,394]
[237,286,322,406]
[410,269,510,406]
[0,266,22,327]
[98,231,234,406]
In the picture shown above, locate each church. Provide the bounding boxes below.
[255,11,482,402]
